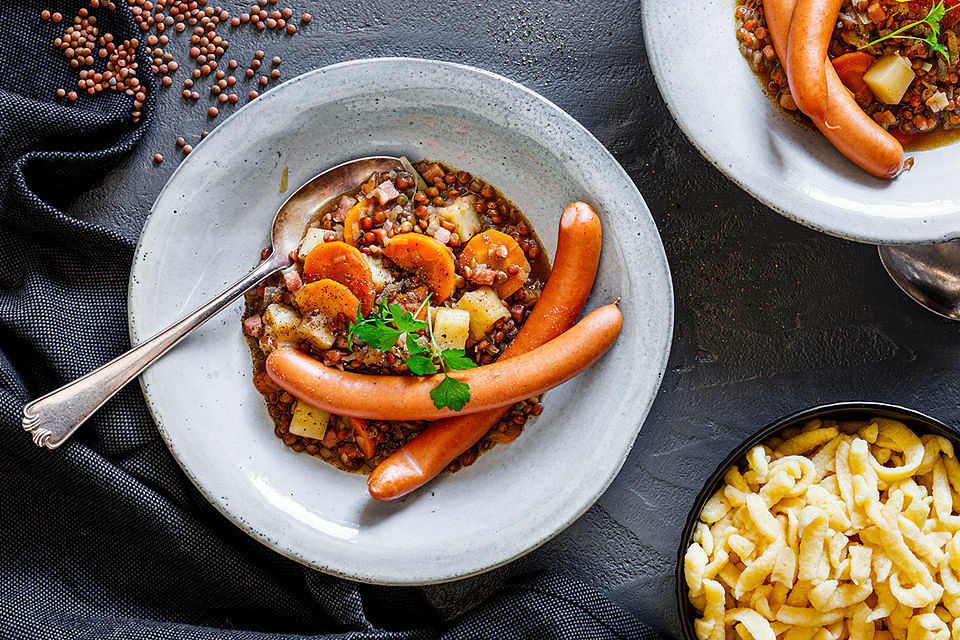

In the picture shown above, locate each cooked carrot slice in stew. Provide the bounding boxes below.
[458,229,531,299]
[302,241,376,315]
[383,233,456,303]
[347,416,377,459]
[831,52,876,109]
[342,199,374,247]
[294,278,360,321]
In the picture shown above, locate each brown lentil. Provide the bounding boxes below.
[244,160,548,473]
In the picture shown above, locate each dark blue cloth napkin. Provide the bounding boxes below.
[0,1,663,638]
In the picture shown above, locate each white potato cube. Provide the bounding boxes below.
[298,228,326,260]
[296,315,336,351]
[432,308,470,352]
[863,54,915,105]
[434,196,482,241]
[289,399,331,440]
[262,303,301,341]
[363,254,394,293]
[455,286,509,342]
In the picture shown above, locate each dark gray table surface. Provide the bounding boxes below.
[70,1,960,636]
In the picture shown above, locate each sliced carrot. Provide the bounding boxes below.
[383,233,456,303]
[458,230,531,299]
[342,199,374,247]
[302,241,376,315]
[347,416,377,459]
[831,52,876,109]
[294,279,360,321]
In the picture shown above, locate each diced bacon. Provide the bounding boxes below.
[321,426,339,449]
[371,180,400,205]
[433,227,452,245]
[282,269,302,292]
[334,195,357,221]
[338,443,364,468]
[866,1,885,23]
[470,267,498,286]
[243,315,263,337]
[421,163,444,182]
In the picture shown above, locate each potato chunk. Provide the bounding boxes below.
[298,228,326,261]
[262,303,301,341]
[296,315,336,351]
[432,307,471,351]
[455,286,509,342]
[289,399,331,440]
[434,196,482,241]
[363,254,394,293]
[863,54,915,105]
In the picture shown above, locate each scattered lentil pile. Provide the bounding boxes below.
[42,0,313,162]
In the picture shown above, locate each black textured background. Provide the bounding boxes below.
[62,0,960,637]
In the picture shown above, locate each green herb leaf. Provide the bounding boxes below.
[347,305,366,348]
[406,333,429,355]
[859,0,959,60]
[353,319,401,350]
[389,303,427,333]
[440,349,479,371]
[430,375,471,411]
[405,354,437,375]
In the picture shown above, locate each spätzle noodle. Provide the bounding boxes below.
[684,416,960,640]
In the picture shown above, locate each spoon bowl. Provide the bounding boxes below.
[22,155,400,448]
[879,241,960,321]
[270,156,402,259]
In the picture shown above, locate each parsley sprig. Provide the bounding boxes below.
[860,1,960,60]
[347,294,477,411]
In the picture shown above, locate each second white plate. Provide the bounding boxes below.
[642,0,960,245]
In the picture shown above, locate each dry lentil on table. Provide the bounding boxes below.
[243,161,552,474]
[42,0,309,166]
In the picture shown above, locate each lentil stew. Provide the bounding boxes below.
[242,160,549,474]
[736,0,960,175]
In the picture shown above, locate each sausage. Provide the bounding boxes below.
[266,303,622,421]
[764,0,906,178]
[786,0,844,121]
[367,202,603,501]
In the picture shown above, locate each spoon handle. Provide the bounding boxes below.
[22,257,285,449]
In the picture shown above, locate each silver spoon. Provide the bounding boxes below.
[22,155,403,449]
[879,241,960,320]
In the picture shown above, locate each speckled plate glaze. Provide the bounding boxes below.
[128,58,673,584]
[642,0,960,245]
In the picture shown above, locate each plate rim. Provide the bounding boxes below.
[128,56,675,584]
[639,1,960,246]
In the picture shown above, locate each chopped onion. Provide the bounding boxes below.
[399,156,428,192]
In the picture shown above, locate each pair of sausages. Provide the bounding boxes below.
[265,203,618,501]
[770,0,906,178]
[367,202,604,500]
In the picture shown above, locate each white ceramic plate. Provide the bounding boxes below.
[642,0,960,245]
[129,58,673,584]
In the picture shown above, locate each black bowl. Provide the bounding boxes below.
[675,401,957,639]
